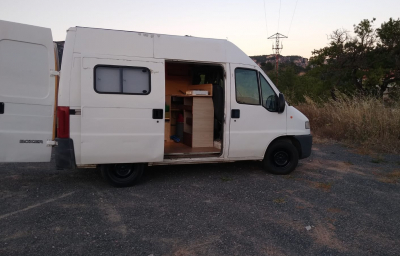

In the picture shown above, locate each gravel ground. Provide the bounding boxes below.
[0,143,399,256]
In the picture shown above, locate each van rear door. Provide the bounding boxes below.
[0,20,55,162]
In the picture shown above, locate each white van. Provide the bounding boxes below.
[0,20,312,187]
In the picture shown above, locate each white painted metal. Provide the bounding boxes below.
[0,20,54,162]
[228,64,287,159]
[79,56,165,164]
[46,140,57,146]
[154,34,255,66]
[151,158,234,166]
[286,106,311,136]
[58,27,77,107]
[74,28,154,58]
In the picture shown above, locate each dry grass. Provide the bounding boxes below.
[273,198,287,204]
[377,170,400,184]
[296,95,400,154]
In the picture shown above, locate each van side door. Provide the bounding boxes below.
[228,64,286,159]
[80,57,165,164]
[0,20,55,162]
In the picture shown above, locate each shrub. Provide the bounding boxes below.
[296,95,400,153]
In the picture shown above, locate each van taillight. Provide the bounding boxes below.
[57,106,70,138]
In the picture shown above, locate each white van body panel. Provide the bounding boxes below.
[154,34,256,66]
[0,20,55,162]
[58,28,77,107]
[74,29,154,58]
[286,106,311,136]
[79,56,165,164]
[58,27,167,165]
[228,63,287,159]
[61,27,255,66]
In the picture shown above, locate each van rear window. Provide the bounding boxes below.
[94,65,150,95]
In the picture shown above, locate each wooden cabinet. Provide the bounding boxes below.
[165,95,214,148]
[183,96,214,148]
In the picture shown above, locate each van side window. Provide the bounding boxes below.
[235,68,260,105]
[259,74,277,112]
[94,65,150,95]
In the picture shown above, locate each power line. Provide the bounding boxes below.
[287,0,299,36]
[263,0,268,37]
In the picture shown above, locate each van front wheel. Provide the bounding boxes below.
[263,140,299,175]
[100,163,144,187]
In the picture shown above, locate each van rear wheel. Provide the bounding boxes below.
[100,163,144,187]
[263,139,298,175]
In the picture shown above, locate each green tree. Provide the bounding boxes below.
[309,18,400,97]
[375,18,400,94]
[261,62,274,73]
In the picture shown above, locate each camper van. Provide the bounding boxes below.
[0,20,312,187]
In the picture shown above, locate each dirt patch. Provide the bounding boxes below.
[376,170,400,184]
[327,208,342,214]
[169,236,220,256]
[312,181,333,191]
[309,223,347,253]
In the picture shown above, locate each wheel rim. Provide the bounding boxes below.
[112,164,133,178]
[273,151,290,167]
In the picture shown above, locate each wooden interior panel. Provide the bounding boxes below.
[164,121,170,141]
[164,141,219,155]
[165,62,213,96]
[166,62,191,96]
[165,95,172,141]
[164,62,218,154]
[183,132,192,147]
[186,84,213,96]
[192,97,214,147]
[165,76,191,95]
[183,110,192,134]
[166,62,191,76]
[192,131,214,148]
[192,120,213,133]
[166,81,213,96]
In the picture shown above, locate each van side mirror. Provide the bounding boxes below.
[277,93,285,113]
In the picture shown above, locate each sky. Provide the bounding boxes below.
[1,0,400,58]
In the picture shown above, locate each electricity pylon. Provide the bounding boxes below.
[268,33,287,86]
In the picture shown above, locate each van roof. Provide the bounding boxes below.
[69,26,255,66]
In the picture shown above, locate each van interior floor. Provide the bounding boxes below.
[164,141,220,156]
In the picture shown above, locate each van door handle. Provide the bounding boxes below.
[0,102,4,114]
[152,109,163,119]
[231,109,240,119]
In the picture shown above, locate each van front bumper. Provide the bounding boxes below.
[293,135,312,159]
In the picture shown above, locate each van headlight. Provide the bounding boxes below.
[305,121,310,129]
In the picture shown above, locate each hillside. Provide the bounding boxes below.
[250,54,309,68]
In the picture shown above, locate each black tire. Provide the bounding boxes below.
[100,163,145,187]
[263,139,299,175]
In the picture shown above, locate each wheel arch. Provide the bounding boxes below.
[264,136,302,159]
